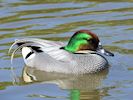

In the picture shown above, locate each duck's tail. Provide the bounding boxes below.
[9,38,66,65]
[8,39,43,64]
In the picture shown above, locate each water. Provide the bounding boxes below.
[0,0,133,100]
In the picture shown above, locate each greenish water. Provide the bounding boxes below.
[0,0,133,100]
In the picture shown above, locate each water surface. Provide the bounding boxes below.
[0,0,133,100]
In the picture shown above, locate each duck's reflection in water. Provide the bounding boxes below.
[20,66,109,100]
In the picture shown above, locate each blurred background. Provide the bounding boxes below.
[0,0,133,100]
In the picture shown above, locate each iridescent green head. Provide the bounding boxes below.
[63,30,99,53]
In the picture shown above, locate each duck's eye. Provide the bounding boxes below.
[87,39,93,44]
[83,38,90,41]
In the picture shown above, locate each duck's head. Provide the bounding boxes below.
[62,30,114,56]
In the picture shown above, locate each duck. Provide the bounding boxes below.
[9,30,114,74]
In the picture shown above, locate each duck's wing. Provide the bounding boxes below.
[9,38,73,63]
